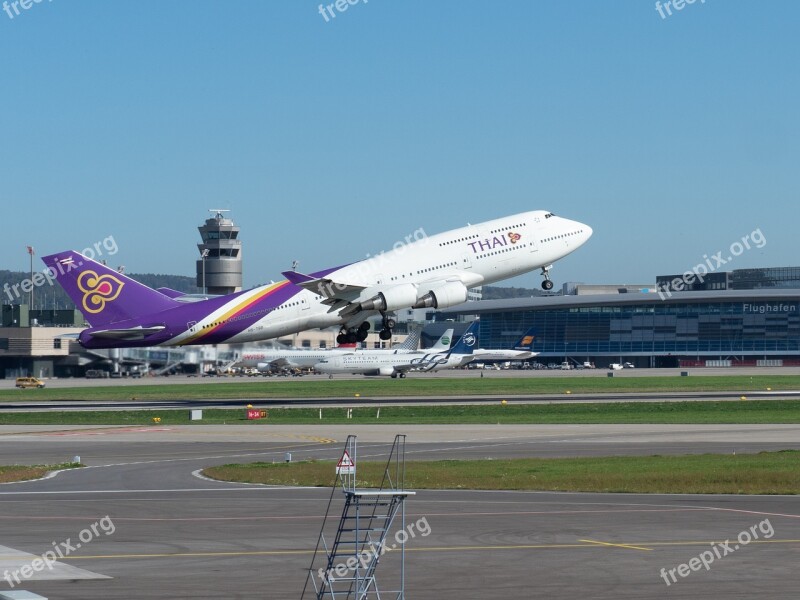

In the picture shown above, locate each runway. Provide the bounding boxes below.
[1,425,798,598]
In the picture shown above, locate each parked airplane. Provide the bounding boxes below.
[236,326,452,372]
[472,327,539,362]
[314,322,479,378]
[42,210,591,349]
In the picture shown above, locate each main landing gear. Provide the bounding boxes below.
[378,313,396,341]
[336,314,396,345]
[540,265,554,291]
[337,321,371,345]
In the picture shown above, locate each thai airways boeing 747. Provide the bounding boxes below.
[42,210,591,349]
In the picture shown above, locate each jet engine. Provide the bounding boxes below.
[412,281,468,310]
[358,284,419,312]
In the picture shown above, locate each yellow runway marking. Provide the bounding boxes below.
[637,539,800,547]
[580,539,652,551]
[55,538,800,561]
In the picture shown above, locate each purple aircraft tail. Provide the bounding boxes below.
[42,251,181,327]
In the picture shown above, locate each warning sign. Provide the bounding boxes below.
[336,450,355,475]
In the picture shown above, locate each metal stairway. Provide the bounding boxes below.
[301,435,413,600]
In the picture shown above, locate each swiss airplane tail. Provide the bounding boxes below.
[42,251,181,327]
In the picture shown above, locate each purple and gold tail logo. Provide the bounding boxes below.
[508,232,522,244]
[77,271,125,314]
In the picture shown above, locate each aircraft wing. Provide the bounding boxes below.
[281,270,366,304]
[266,357,298,369]
[86,326,166,340]
[392,362,424,373]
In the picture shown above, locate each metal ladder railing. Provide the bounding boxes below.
[301,435,413,600]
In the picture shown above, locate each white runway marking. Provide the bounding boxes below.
[0,544,110,583]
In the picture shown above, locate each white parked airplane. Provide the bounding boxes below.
[472,327,539,362]
[45,210,592,349]
[314,322,479,378]
[236,326,453,372]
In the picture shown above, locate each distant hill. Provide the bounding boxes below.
[481,285,548,300]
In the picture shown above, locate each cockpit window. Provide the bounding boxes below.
[544,213,555,219]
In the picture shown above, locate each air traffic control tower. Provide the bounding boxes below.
[196,209,243,295]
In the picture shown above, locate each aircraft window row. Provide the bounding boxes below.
[201,302,302,329]
[416,261,458,275]
[540,229,583,243]
[489,222,526,234]
[227,305,276,323]
[476,244,526,259]
[439,234,480,247]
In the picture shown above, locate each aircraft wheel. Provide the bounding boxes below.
[337,333,347,344]
[379,329,392,340]
[541,280,554,291]
[356,329,369,342]
[359,321,371,332]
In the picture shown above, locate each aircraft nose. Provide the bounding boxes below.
[580,222,593,243]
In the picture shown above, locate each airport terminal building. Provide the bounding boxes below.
[439,269,800,368]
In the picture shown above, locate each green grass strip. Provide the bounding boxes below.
[0,462,82,483]
[1,374,799,402]
[2,399,800,425]
[203,451,800,494]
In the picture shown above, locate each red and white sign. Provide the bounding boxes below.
[336,450,355,475]
[247,409,268,420]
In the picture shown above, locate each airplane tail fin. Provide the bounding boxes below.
[42,251,181,327]
[449,321,479,355]
[513,328,537,350]
[394,324,422,351]
[430,328,454,350]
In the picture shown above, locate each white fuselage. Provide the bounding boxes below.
[238,344,425,371]
[314,348,471,376]
[163,210,592,346]
[472,349,538,361]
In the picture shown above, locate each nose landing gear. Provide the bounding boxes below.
[540,265,554,291]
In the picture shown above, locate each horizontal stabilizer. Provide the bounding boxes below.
[87,326,166,340]
[156,287,186,299]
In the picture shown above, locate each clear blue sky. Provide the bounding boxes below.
[1,1,797,288]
